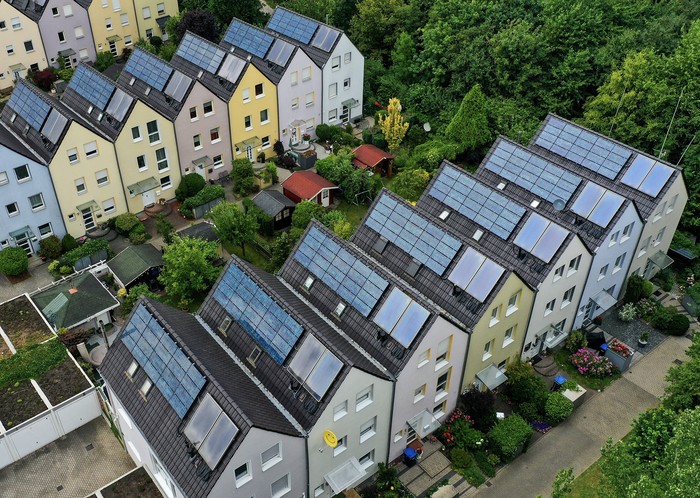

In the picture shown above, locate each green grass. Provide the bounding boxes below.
[224,241,271,271]
[569,459,605,498]
[335,201,369,228]
[554,349,622,391]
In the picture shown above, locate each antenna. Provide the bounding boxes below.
[609,81,628,135]
[659,86,685,159]
[676,133,696,168]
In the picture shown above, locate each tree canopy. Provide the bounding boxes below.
[159,236,219,308]
[208,202,258,256]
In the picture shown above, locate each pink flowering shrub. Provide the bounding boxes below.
[569,349,615,377]
[608,338,631,358]
[437,409,476,448]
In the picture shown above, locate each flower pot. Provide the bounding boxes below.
[637,339,648,347]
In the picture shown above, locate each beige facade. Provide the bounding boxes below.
[132,0,177,41]
[0,3,48,90]
[87,0,138,57]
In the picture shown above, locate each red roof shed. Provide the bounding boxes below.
[282,171,338,206]
[352,144,395,177]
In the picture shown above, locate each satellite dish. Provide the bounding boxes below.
[323,430,338,448]
[552,199,565,211]
[423,122,431,133]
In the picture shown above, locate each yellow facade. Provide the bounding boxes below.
[462,273,534,389]
[132,0,178,41]
[115,100,181,213]
[87,0,139,57]
[0,3,48,90]
[230,64,279,162]
[49,122,128,237]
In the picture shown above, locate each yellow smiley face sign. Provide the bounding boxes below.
[323,430,338,448]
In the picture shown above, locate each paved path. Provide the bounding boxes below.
[474,334,692,498]
[0,259,53,304]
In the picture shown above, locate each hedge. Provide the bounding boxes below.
[0,339,67,388]
[60,238,112,266]
[0,246,29,276]
[180,185,225,218]
[489,415,533,461]
[545,392,574,425]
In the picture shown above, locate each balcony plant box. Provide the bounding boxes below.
[604,338,633,372]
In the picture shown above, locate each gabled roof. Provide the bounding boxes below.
[107,244,164,287]
[252,189,297,217]
[352,144,394,170]
[176,221,219,243]
[100,298,300,498]
[0,121,41,163]
[282,170,337,200]
[3,0,44,22]
[30,271,119,329]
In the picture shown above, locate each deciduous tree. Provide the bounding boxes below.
[208,202,258,256]
[159,236,219,307]
[378,98,409,152]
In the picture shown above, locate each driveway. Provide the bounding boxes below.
[474,334,692,498]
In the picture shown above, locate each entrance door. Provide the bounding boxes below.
[406,425,417,444]
[82,208,95,231]
[15,234,33,256]
[12,69,22,83]
[246,145,254,161]
[108,40,118,57]
[340,105,350,124]
[196,162,207,181]
[142,190,155,208]
[321,189,330,207]
[290,126,300,146]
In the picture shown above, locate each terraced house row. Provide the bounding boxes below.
[0,7,364,246]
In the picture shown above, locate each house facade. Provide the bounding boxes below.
[87,0,138,57]
[132,0,177,42]
[0,1,48,90]
[39,0,96,68]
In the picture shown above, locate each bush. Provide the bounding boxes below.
[506,368,549,411]
[637,297,660,320]
[489,415,533,461]
[94,51,115,72]
[60,239,112,266]
[273,140,285,158]
[175,173,206,202]
[149,35,162,48]
[624,275,654,304]
[114,212,141,235]
[564,329,587,353]
[412,139,460,171]
[315,123,341,142]
[545,392,574,425]
[569,349,616,377]
[242,198,274,236]
[155,213,174,244]
[32,68,58,91]
[61,233,78,252]
[231,159,256,196]
[654,268,675,292]
[651,305,676,331]
[120,283,160,317]
[667,313,690,336]
[460,388,497,432]
[0,247,29,276]
[618,302,638,322]
[128,223,148,244]
[362,127,373,144]
[179,185,225,218]
[450,447,472,469]
[39,235,62,260]
[462,467,486,487]
[516,401,539,422]
[473,451,496,477]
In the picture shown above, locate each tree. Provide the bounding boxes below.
[155,213,175,244]
[159,236,219,307]
[120,283,160,317]
[175,10,219,43]
[663,332,700,412]
[32,69,58,91]
[292,201,326,230]
[206,0,265,29]
[445,84,491,152]
[377,98,409,152]
[279,0,335,23]
[207,202,258,256]
[269,231,296,271]
[551,468,574,498]
[231,159,256,197]
[315,149,355,184]
[176,173,206,201]
[0,247,29,276]
[332,0,359,31]
[350,0,408,62]
[391,168,430,202]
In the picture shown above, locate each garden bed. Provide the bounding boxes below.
[599,307,666,351]
[0,380,48,428]
[0,338,11,361]
[554,349,621,391]
[35,357,91,406]
[101,467,163,498]
[0,295,53,349]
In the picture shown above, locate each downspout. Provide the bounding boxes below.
[385,376,397,464]
[305,432,310,498]
[459,326,472,394]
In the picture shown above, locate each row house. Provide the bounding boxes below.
[117,47,233,182]
[279,222,469,463]
[171,31,280,163]
[265,7,364,126]
[419,160,593,358]
[221,18,322,144]
[0,0,48,89]
[40,0,96,68]
[0,119,66,255]
[352,189,535,393]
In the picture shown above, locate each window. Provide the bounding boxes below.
[6,45,14,55]
[147,120,159,143]
[315,484,325,497]
[562,286,575,307]
[333,435,347,457]
[96,169,109,186]
[328,109,337,121]
[498,359,508,372]
[622,222,634,241]
[84,141,98,158]
[126,361,138,378]
[234,462,252,487]
[247,345,261,366]
[359,450,374,469]
[599,264,609,280]
[156,148,169,171]
[329,83,337,98]
[332,302,345,317]
[14,165,30,182]
[356,385,373,411]
[331,56,340,70]
[344,78,351,89]
[333,400,347,421]
[654,201,666,221]
[554,319,566,333]
[210,128,220,143]
[213,155,223,168]
[261,443,282,470]
[63,146,79,163]
[111,0,120,10]
[103,198,116,214]
[638,236,651,257]
[614,253,626,272]
[240,87,250,103]
[120,13,128,25]
[303,275,315,291]
[262,136,270,148]
[139,378,152,397]
[244,115,252,129]
[507,292,520,314]
[359,417,376,443]
[11,17,21,30]
[0,172,7,185]
[6,202,19,216]
[568,255,581,274]
[436,337,451,368]
[157,2,165,14]
[0,21,5,30]
[271,474,290,498]
[654,227,666,246]
[52,7,59,16]
[145,28,153,39]
[544,299,555,316]
[417,349,430,368]
[75,177,86,194]
[667,194,678,213]
[131,126,141,141]
[193,134,201,149]
[503,326,515,347]
[58,31,65,43]
[554,265,564,281]
[160,175,172,189]
[30,63,39,73]
[305,118,315,131]
[105,17,112,29]
[124,35,132,46]
[63,4,73,16]
[483,340,493,360]
[185,107,196,122]
[609,231,619,246]
[344,52,351,63]
[255,83,264,97]
[24,40,33,53]
[142,6,151,18]
[260,109,269,124]
[203,101,213,114]
[79,49,89,60]
[302,66,311,81]
[433,401,446,418]
[414,384,426,403]
[490,305,500,326]
[306,92,314,107]
[291,97,299,110]
[137,155,147,171]
[436,370,450,398]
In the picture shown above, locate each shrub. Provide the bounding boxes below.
[0,247,29,276]
[412,139,460,171]
[39,235,62,260]
[257,151,266,163]
[60,239,112,266]
[315,123,341,142]
[564,329,587,353]
[569,349,615,377]
[618,302,638,322]
[32,68,58,91]
[61,233,78,252]
[362,127,373,144]
[462,466,487,487]
[155,213,174,244]
[667,313,690,336]
[545,392,574,425]
[506,366,548,410]
[180,185,225,218]
[460,388,496,432]
[149,36,162,48]
[231,159,256,196]
[637,297,660,320]
[114,212,141,235]
[438,409,476,448]
[273,140,285,158]
[128,223,148,244]
[120,283,160,317]
[608,338,631,358]
[624,275,654,304]
[48,260,61,278]
[175,173,206,202]
[94,51,115,72]
[516,401,539,422]
[654,268,675,292]
[489,415,533,461]
[450,447,472,469]
[473,451,496,477]
[242,198,274,236]
[652,305,676,331]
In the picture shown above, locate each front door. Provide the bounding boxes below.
[142,190,155,208]
[12,69,22,83]
[108,40,118,57]
[340,105,350,124]
[196,162,207,181]
[14,234,33,256]
[321,189,330,207]
[290,126,300,146]
[82,208,95,231]
[246,145,254,161]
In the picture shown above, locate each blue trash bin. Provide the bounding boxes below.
[403,447,417,467]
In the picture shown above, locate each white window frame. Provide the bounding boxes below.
[142,6,151,19]
[567,255,581,275]
[554,265,564,281]
[544,299,555,316]
[0,172,8,185]
[359,417,376,443]
[14,164,31,183]
[482,340,492,361]
[654,227,665,246]
[333,400,347,421]
[103,198,116,214]
[203,101,214,115]
[562,286,575,307]
[255,83,264,98]
[359,450,374,469]
[599,264,609,280]
[291,97,299,110]
[260,109,269,124]
[356,385,373,411]
[503,326,515,347]
[621,222,634,241]
[84,141,98,158]
[75,177,87,195]
[67,148,79,163]
[302,66,311,81]
[417,349,430,368]
[506,292,520,315]
[489,305,500,326]
[6,202,19,217]
[414,384,426,403]
[147,120,160,144]
[156,148,169,172]
[261,443,282,471]
[234,462,252,487]
[333,435,347,457]
[95,169,109,186]
[271,474,290,498]
[331,56,340,71]
[329,82,337,98]
[613,253,626,273]
[435,337,451,369]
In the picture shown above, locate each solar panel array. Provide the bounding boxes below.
[164,71,192,102]
[217,54,246,83]
[104,88,134,122]
[212,263,303,365]
[266,38,294,66]
[224,20,274,59]
[484,140,582,204]
[429,165,526,239]
[176,33,225,74]
[535,117,632,179]
[365,194,461,275]
[68,66,115,110]
[514,213,569,263]
[448,247,505,302]
[40,108,68,143]
[122,304,206,418]
[8,83,51,131]
[571,182,625,228]
[184,393,239,470]
[621,154,674,197]
[373,288,430,348]
[294,226,389,317]
[289,335,343,401]
[311,25,340,51]
[268,8,319,45]
[126,49,172,91]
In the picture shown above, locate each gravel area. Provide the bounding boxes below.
[600,306,666,352]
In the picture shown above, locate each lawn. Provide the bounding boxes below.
[569,458,605,498]
[224,241,271,271]
[336,201,369,228]
[554,349,622,391]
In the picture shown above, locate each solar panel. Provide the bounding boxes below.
[571,182,624,228]
[514,213,569,263]
[365,194,461,275]
[40,108,68,144]
[125,49,172,91]
[8,82,51,131]
[621,154,674,197]
[448,247,505,302]
[121,304,206,418]
[104,88,134,122]
[483,140,582,204]
[311,25,340,51]
[429,165,526,239]
[294,226,389,317]
[535,117,632,179]
[268,8,319,45]
[223,20,273,59]
[184,393,239,469]
[289,335,343,400]
[68,66,116,111]
[176,33,225,74]
[266,38,294,66]
[217,54,246,83]
[164,71,192,101]
[373,288,429,348]
[212,263,303,365]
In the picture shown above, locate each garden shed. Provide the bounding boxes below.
[251,190,297,230]
[352,144,395,177]
[107,244,163,290]
[282,171,338,207]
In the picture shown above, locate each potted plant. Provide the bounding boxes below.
[638,331,649,347]
[302,133,311,144]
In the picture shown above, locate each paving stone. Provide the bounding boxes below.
[419,451,451,478]
[399,464,424,485]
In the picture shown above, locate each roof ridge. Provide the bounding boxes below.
[273,6,344,34]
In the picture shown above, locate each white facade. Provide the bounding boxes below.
[321,34,364,126]
[277,48,322,144]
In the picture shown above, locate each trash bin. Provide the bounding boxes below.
[403,447,418,467]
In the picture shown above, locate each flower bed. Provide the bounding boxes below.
[0,380,47,428]
[608,338,631,358]
[554,349,621,391]
[0,295,53,349]
[570,349,616,377]
[530,420,552,434]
